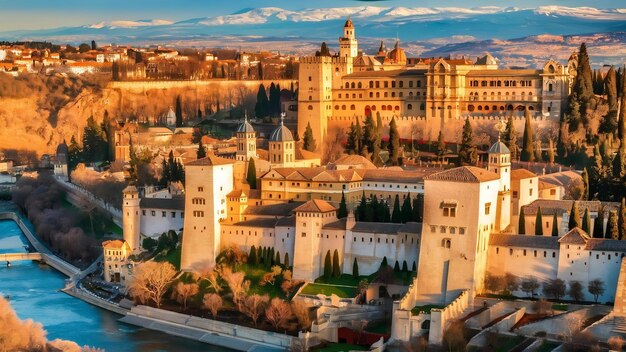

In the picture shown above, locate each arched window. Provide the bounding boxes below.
[345,82,349,89]
[407,104,413,110]
[382,105,386,111]
[357,82,362,88]
[351,82,355,89]
[387,105,392,111]
[441,238,451,248]
[468,105,475,112]
[342,105,346,110]
[369,81,374,88]
[350,104,356,110]
[308,105,313,110]
[334,105,339,110]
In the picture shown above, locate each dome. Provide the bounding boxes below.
[236,120,255,133]
[389,41,406,64]
[269,124,294,142]
[56,142,68,157]
[488,140,510,154]
[344,17,354,28]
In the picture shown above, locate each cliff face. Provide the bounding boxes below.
[0,73,296,158]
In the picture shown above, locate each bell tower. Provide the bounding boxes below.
[339,17,358,60]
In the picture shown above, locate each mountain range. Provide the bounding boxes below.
[1,6,625,67]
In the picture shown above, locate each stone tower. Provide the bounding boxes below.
[122,185,141,252]
[180,155,234,271]
[339,17,358,60]
[269,114,295,166]
[235,112,257,162]
[292,200,338,282]
[487,138,512,232]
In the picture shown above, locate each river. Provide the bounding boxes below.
[0,218,232,352]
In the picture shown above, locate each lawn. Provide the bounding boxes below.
[155,246,181,270]
[536,341,561,352]
[239,263,288,298]
[300,283,357,298]
[365,321,391,335]
[411,304,444,315]
[315,274,364,286]
[551,303,568,311]
[311,343,368,352]
[60,196,122,239]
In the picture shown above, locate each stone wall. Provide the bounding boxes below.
[516,306,611,339]
[429,290,471,345]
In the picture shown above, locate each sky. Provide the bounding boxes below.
[0,0,623,31]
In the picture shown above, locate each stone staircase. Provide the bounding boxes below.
[612,315,626,334]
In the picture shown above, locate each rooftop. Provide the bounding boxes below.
[295,199,336,213]
[489,233,559,250]
[425,166,500,183]
[186,154,235,166]
[140,196,185,211]
[351,221,421,234]
[522,199,620,216]
[243,202,303,217]
[511,169,537,180]
[488,140,510,154]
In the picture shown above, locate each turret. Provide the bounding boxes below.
[122,185,141,252]
[235,111,257,162]
[339,17,358,60]
[488,138,512,231]
[269,113,295,166]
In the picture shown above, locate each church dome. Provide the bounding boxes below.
[344,17,354,28]
[56,142,68,157]
[269,124,294,142]
[236,120,255,133]
[389,41,406,64]
[488,140,510,154]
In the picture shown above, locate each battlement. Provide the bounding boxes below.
[299,55,349,65]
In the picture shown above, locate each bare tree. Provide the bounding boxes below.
[221,267,250,308]
[520,276,541,297]
[266,298,293,330]
[197,266,223,294]
[533,299,553,316]
[174,282,199,311]
[484,273,506,293]
[128,261,177,308]
[608,336,624,351]
[350,319,369,345]
[588,279,605,303]
[202,293,223,319]
[241,294,270,327]
[261,266,283,286]
[443,320,467,352]
[568,281,584,302]
[291,300,311,331]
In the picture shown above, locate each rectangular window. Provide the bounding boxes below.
[430,225,436,233]
[301,232,306,237]
[162,211,166,217]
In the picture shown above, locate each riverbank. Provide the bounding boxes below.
[1,210,292,351]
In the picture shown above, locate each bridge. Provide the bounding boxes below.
[0,252,42,262]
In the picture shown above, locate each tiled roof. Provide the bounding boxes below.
[275,215,296,227]
[489,233,560,249]
[488,141,510,154]
[425,166,500,183]
[323,218,348,230]
[585,239,626,252]
[363,169,433,183]
[351,221,421,234]
[230,218,278,228]
[269,124,294,142]
[140,196,185,211]
[102,239,130,250]
[511,169,537,180]
[558,227,590,245]
[345,69,426,78]
[295,199,336,213]
[243,202,303,216]
[186,154,235,166]
[296,148,320,161]
[538,171,581,188]
[333,155,376,169]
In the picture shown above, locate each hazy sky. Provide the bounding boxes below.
[0,0,622,31]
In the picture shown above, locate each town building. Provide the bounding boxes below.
[102,239,133,286]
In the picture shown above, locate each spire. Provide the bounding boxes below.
[378,40,385,53]
[395,40,400,50]
[244,109,248,122]
[280,112,285,126]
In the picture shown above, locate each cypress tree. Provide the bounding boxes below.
[436,131,446,159]
[362,114,377,158]
[175,96,183,127]
[612,147,626,179]
[535,207,544,236]
[254,84,269,118]
[303,122,317,152]
[547,139,555,164]
[354,119,364,155]
[249,245,257,264]
[256,246,262,265]
[323,250,332,278]
[617,198,626,240]
[391,195,402,223]
[366,195,376,222]
[414,194,424,222]
[607,210,619,239]
[412,261,417,272]
[619,68,626,142]
[284,253,289,267]
[381,256,388,269]
[582,208,591,234]
[401,194,412,223]
[337,191,348,219]
[247,157,257,189]
[197,140,206,159]
[388,117,400,165]
[593,209,605,238]
[352,258,359,278]
[357,192,367,221]
[519,207,526,234]
[394,261,400,272]
[458,119,478,165]
[318,42,330,56]
[346,122,359,155]
[502,116,519,160]
[569,201,581,230]
[573,43,594,115]
[590,145,605,190]
[275,251,281,266]
[521,113,535,162]
[600,66,618,134]
[552,212,559,237]
[402,260,408,272]
[332,249,341,278]
[581,168,589,201]
[372,113,383,166]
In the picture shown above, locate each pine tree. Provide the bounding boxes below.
[391,195,402,223]
[458,119,478,165]
[354,119,364,155]
[572,43,594,117]
[175,96,183,127]
[612,147,626,179]
[607,210,619,239]
[502,116,519,160]
[303,122,317,151]
[521,113,535,162]
[617,198,626,240]
[535,207,544,236]
[388,117,401,165]
[332,250,341,278]
[401,194,413,223]
[82,116,107,163]
[353,258,359,278]
[519,207,526,234]
[254,84,269,118]
[346,122,359,155]
[600,66,618,133]
[589,145,605,191]
[67,135,82,174]
[362,114,377,159]
[357,192,367,221]
[569,201,581,230]
[412,194,424,222]
[318,42,330,56]
[247,157,257,189]
[593,209,605,238]
[582,208,591,234]
[197,140,206,159]
[436,131,446,159]
[582,168,590,201]
[552,212,559,237]
[337,191,348,219]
